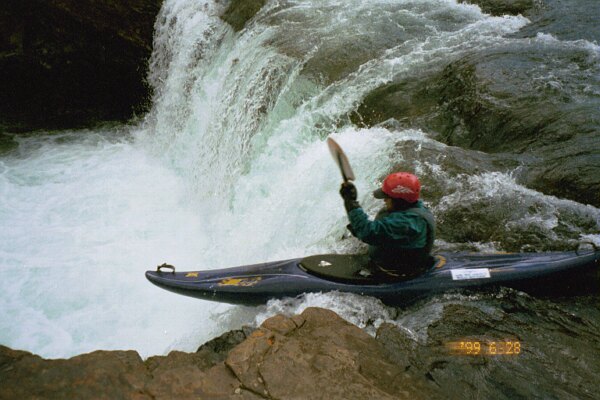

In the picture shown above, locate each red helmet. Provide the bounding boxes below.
[373,172,421,203]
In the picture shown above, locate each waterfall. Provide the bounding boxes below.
[1,0,598,360]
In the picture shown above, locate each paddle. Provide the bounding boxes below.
[327,137,355,182]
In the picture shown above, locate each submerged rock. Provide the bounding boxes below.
[0,0,162,132]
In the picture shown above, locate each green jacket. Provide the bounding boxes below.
[347,200,435,270]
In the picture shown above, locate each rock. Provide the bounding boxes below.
[0,346,152,399]
[350,41,600,206]
[348,0,600,208]
[226,307,439,399]
[514,0,600,42]
[0,0,163,132]
[0,133,17,155]
[0,308,440,399]
[435,45,600,206]
[195,325,255,368]
[458,0,536,16]
[221,0,267,32]
[376,295,600,399]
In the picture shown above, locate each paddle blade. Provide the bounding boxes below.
[327,137,355,182]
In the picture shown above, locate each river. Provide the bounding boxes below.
[1,1,599,394]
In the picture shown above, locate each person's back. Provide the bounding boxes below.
[340,172,435,279]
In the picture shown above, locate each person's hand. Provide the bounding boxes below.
[339,182,357,201]
[340,182,360,212]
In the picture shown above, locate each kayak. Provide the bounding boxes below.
[145,250,600,306]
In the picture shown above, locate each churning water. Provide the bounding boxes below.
[1,0,599,363]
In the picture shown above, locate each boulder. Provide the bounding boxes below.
[514,0,600,42]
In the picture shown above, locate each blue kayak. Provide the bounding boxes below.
[145,250,600,305]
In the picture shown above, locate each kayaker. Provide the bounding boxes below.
[340,172,435,280]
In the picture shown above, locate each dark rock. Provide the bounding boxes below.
[221,0,266,32]
[0,133,18,155]
[195,325,255,368]
[376,294,600,399]
[514,0,600,42]
[0,0,163,132]
[435,45,600,206]
[351,41,600,207]
[458,0,537,16]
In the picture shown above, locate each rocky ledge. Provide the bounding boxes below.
[2,300,600,399]
[0,308,438,400]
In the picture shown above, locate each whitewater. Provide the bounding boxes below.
[1,0,598,360]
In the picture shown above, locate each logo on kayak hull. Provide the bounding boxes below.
[218,277,262,287]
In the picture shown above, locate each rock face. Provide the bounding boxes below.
[350,0,600,207]
[0,308,439,400]
[0,0,163,132]
[376,293,600,399]
[221,0,267,32]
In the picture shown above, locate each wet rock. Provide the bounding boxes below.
[376,294,600,399]
[514,0,600,42]
[458,0,536,16]
[221,0,267,32]
[0,308,440,399]
[195,325,255,368]
[352,41,600,207]
[0,0,163,132]
[0,133,18,155]
[435,45,600,206]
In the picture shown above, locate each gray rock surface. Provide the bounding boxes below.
[349,0,600,207]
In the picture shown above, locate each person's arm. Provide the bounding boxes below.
[348,208,414,245]
[340,182,414,245]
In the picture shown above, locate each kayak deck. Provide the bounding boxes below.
[145,250,600,305]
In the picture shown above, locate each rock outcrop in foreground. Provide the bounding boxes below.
[0,308,437,400]
[2,299,600,399]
